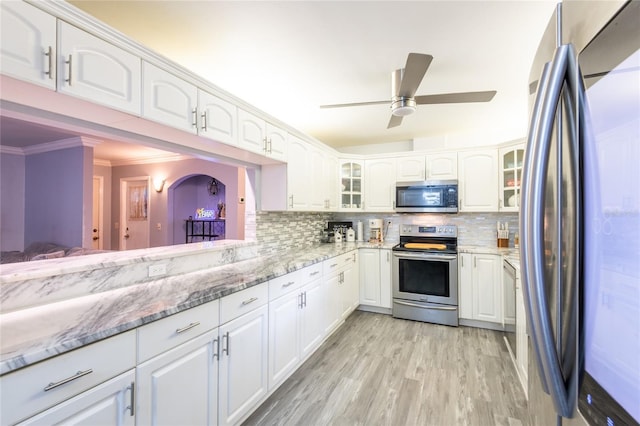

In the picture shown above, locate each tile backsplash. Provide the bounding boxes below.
[255,210,519,254]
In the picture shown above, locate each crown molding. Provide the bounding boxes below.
[21,136,102,156]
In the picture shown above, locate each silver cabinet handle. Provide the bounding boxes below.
[65,54,72,85]
[242,296,258,306]
[267,138,273,154]
[310,270,320,276]
[461,256,464,268]
[176,321,200,334]
[201,111,208,131]
[127,382,135,416]
[303,291,307,307]
[289,195,294,208]
[282,281,296,288]
[474,257,476,268]
[298,292,303,308]
[222,331,230,356]
[212,337,220,360]
[330,263,338,268]
[44,46,53,79]
[44,369,93,391]
[192,108,197,128]
[394,300,457,311]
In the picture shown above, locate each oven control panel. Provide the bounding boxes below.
[400,224,457,238]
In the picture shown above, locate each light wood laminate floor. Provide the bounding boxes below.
[244,311,528,426]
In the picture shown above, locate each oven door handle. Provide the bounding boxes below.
[392,252,457,261]
[394,300,457,311]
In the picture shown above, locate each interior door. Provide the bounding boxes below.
[92,176,103,250]
[120,177,150,250]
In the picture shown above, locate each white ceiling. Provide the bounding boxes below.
[66,0,557,152]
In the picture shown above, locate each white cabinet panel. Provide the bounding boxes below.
[142,62,198,133]
[458,253,473,320]
[58,22,141,115]
[299,277,325,358]
[136,330,218,426]
[458,149,499,211]
[499,144,525,212]
[238,109,265,154]
[19,371,135,426]
[426,152,457,180]
[1,1,56,89]
[459,253,502,324]
[396,157,425,181]
[268,290,301,388]
[287,136,311,210]
[219,305,268,426]
[265,123,288,161]
[359,248,391,309]
[364,159,396,211]
[199,91,237,145]
[309,147,325,210]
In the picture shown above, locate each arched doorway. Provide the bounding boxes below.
[171,174,226,244]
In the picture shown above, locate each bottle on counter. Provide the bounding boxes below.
[346,227,355,242]
[334,230,342,244]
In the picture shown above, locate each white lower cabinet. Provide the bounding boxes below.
[19,370,135,426]
[323,251,359,334]
[459,252,503,324]
[358,248,392,309]
[136,330,218,426]
[218,304,269,426]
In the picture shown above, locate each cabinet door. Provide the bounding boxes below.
[299,277,325,359]
[458,253,473,320]
[379,249,392,309]
[473,254,502,323]
[364,159,396,211]
[268,291,301,390]
[426,152,458,179]
[142,62,198,133]
[359,249,381,306]
[499,145,525,211]
[265,123,288,161]
[19,371,135,426]
[199,90,237,145]
[324,154,339,210]
[238,109,266,154]
[323,271,343,334]
[58,22,141,115]
[503,261,516,327]
[343,252,360,314]
[396,157,425,181]
[309,147,326,210]
[458,150,499,211]
[287,136,310,210]
[339,160,363,211]
[136,330,218,426]
[219,305,268,426]
[515,277,528,386]
[1,1,56,89]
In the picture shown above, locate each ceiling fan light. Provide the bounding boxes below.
[391,98,416,116]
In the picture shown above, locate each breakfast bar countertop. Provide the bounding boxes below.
[0,242,361,376]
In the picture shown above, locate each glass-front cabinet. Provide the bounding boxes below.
[339,160,363,211]
[499,145,525,211]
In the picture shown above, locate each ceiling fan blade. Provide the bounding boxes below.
[397,53,433,98]
[387,114,403,129]
[320,100,388,109]
[415,90,497,104]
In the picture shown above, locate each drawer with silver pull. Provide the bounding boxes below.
[137,299,220,363]
[1,330,136,425]
[323,250,357,275]
[269,269,302,301]
[220,282,268,325]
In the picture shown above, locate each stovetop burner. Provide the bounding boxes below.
[393,224,458,254]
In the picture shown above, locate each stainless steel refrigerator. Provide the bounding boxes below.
[521,1,639,425]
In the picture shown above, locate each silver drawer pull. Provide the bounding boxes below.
[176,321,200,334]
[310,271,320,276]
[330,263,338,268]
[44,369,93,391]
[282,281,296,288]
[242,297,258,306]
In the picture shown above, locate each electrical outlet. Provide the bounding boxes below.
[148,264,167,277]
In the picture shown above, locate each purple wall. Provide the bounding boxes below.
[24,146,91,248]
[0,152,26,250]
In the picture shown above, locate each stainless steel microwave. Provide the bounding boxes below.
[395,180,458,213]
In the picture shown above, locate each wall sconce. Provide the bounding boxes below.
[153,177,166,192]
[207,178,219,196]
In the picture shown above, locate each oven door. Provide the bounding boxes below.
[392,251,458,305]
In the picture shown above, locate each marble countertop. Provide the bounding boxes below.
[0,243,364,375]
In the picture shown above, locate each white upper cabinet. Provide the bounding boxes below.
[265,123,288,162]
[309,147,326,210]
[142,62,198,133]
[198,90,237,145]
[458,149,499,211]
[1,1,56,90]
[58,22,141,115]
[499,144,525,212]
[364,159,396,212]
[287,135,311,210]
[396,157,425,181]
[324,154,339,210]
[426,152,458,180]
[339,160,364,211]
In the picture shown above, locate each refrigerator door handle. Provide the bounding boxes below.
[521,43,578,418]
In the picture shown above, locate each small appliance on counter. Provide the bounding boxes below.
[326,221,353,243]
[368,219,383,243]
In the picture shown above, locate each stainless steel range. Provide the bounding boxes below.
[392,223,458,326]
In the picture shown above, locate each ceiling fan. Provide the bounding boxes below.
[320,53,497,129]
